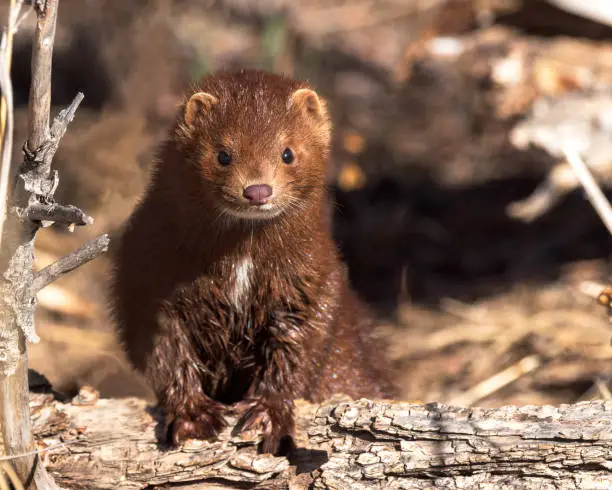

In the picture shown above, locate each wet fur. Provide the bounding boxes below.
[109,69,397,455]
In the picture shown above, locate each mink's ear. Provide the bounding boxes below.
[184,92,218,125]
[289,88,327,119]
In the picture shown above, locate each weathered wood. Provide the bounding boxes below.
[18,202,93,228]
[0,1,106,488]
[310,399,612,489]
[30,234,109,294]
[26,0,58,153]
[0,341,32,485]
[30,392,612,489]
[0,2,57,487]
[32,393,296,489]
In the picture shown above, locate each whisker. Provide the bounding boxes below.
[289,185,328,191]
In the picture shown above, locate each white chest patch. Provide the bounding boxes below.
[231,257,252,308]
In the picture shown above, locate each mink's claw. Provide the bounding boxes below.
[233,399,294,456]
[234,404,272,434]
[229,398,259,415]
[168,408,227,446]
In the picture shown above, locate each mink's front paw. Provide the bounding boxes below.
[167,404,227,447]
[233,398,295,456]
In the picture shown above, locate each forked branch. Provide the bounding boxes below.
[31,234,110,294]
[0,1,108,488]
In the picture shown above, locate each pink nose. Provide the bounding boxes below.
[243,184,273,205]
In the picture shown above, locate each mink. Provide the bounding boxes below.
[109,69,397,455]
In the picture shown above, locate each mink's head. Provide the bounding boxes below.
[172,70,332,221]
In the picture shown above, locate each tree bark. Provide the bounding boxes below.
[310,398,612,489]
[0,2,107,488]
[0,2,60,487]
[31,391,612,489]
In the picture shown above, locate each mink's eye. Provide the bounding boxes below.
[217,150,232,166]
[281,147,295,164]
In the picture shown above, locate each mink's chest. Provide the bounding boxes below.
[171,255,314,403]
[174,253,312,346]
[227,256,255,309]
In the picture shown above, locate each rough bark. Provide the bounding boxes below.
[31,391,612,489]
[32,392,298,489]
[310,399,612,489]
[0,1,108,487]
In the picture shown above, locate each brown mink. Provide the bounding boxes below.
[109,69,397,455]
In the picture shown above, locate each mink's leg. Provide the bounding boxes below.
[148,313,227,446]
[234,321,302,455]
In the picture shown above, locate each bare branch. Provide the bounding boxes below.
[0,1,98,487]
[0,0,25,136]
[26,0,58,152]
[563,146,612,236]
[18,202,93,228]
[0,47,14,250]
[49,92,84,137]
[20,92,83,198]
[0,0,24,249]
[448,355,542,407]
[31,234,110,294]
[506,180,560,222]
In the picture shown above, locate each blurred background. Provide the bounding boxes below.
[5,0,612,408]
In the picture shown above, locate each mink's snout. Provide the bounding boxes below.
[243,184,273,205]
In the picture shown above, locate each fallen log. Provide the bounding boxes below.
[310,398,612,489]
[29,388,612,489]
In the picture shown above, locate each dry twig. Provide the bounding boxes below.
[448,355,542,407]
[561,148,612,323]
[30,234,109,295]
[0,0,22,250]
[563,146,612,235]
[0,0,108,487]
[0,2,28,486]
[0,462,24,490]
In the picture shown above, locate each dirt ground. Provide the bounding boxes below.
[8,0,612,410]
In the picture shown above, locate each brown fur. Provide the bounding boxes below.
[109,69,397,455]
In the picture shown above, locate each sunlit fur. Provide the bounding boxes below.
[109,70,397,456]
[171,71,331,226]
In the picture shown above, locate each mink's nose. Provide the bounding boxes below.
[243,184,273,205]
